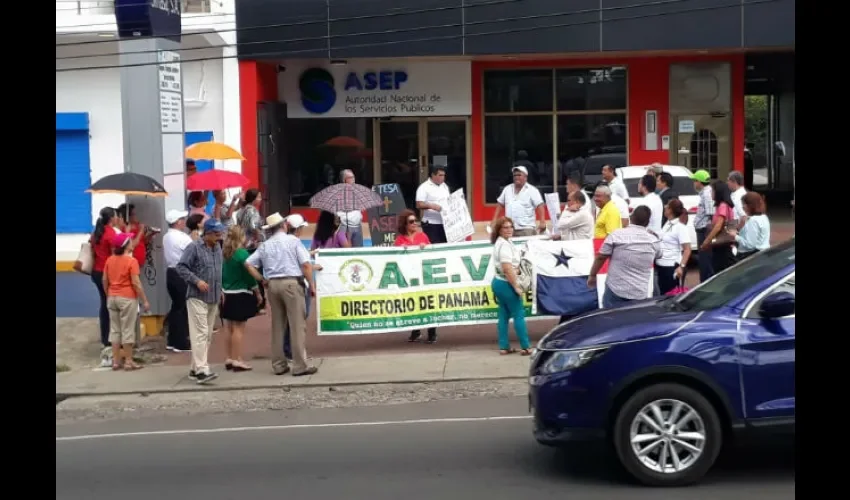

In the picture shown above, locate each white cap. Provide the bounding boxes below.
[165,209,188,224]
[512,166,529,176]
[286,213,309,229]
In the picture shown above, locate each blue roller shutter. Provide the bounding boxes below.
[185,130,215,213]
[56,113,93,234]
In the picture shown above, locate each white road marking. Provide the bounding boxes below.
[56,415,532,442]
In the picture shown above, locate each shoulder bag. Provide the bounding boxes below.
[74,241,93,275]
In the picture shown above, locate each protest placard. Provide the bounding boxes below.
[439,189,474,242]
[366,183,406,247]
[544,192,561,232]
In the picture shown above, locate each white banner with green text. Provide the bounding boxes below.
[314,240,540,335]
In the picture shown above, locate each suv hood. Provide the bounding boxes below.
[538,299,699,350]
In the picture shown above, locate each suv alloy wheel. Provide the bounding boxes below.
[612,383,723,486]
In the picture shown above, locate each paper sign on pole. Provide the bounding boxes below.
[440,189,474,242]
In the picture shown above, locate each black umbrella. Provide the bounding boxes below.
[86,173,168,197]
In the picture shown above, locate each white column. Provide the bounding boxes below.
[220,43,242,175]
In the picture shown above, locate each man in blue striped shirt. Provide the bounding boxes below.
[176,219,225,384]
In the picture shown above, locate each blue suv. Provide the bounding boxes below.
[529,238,795,486]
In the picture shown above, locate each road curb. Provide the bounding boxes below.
[55,375,528,400]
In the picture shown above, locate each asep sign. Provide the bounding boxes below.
[115,0,182,43]
[344,71,409,91]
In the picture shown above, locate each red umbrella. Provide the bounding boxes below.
[186,170,250,191]
[324,136,364,148]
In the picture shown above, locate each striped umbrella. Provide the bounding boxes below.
[308,183,383,213]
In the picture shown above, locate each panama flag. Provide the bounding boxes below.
[526,238,654,315]
[526,238,601,316]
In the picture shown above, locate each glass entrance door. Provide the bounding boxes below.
[379,120,421,210]
[670,114,732,181]
[425,120,467,203]
[376,118,469,212]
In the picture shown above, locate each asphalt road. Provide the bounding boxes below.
[56,397,794,500]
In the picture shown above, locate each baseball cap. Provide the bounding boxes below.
[203,219,226,234]
[512,166,529,176]
[165,209,188,224]
[286,213,309,229]
[112,232,135,249]
[689,169,711,183]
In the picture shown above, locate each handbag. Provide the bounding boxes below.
[709,232,735,247]
[665,275,689,296]
[74,242,93,275]
[515,249,534,293]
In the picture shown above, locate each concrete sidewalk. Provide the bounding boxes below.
[56,349,530,397]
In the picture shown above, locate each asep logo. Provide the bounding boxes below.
[299,68,336,114]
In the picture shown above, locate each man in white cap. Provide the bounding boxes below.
[245,213,318,376]
[490,165,546,237]
[163,209,192,352]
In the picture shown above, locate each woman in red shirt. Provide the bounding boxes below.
[90,207,121,347]
[393,209,436,343]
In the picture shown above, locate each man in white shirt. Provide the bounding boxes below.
[635,174,663,234]
[491,166,546,237]
[336,169,364,247]
[565,173,593,216]
[602,165,629,202]
[163,209,193,352]
[415,167,451,244]
[727,171,748,228]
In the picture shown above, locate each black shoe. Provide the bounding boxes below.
[188,370,197,380]
[426,335,438,344]
[408,330,421,342]
[195,372,218,385]
[225,362,233,371]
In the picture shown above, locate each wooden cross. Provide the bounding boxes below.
[383,196,392,213]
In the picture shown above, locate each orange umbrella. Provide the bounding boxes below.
[185,141,246,161]
[323,136,364,148]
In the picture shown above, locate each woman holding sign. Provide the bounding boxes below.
[490,217,532,356]
[394,209,437,344]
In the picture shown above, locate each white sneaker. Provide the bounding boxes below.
[99,346,113,367]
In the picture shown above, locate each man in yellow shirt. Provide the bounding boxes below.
[593,185,622,239]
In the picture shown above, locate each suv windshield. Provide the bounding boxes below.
[672,238,795,312]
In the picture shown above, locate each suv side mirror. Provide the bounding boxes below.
[759,291,795,319]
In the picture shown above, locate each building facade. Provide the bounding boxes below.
[235,0,795,223]
[55,0,242,264]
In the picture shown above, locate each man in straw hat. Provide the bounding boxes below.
[245,213,318,376]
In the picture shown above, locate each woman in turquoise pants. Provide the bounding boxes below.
[489,217,531,355]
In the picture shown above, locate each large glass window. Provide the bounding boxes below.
[484,116,553,203]
[556,67,627,111]
[484,70,553,113]
[286,118,374,207]
[556,114,627,199]
[483,67,628,203]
